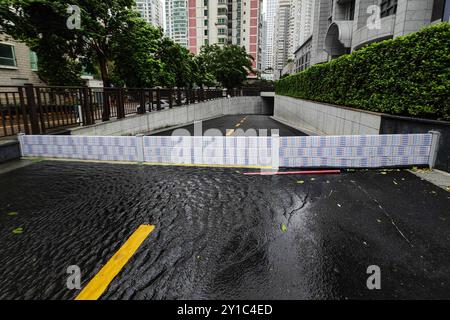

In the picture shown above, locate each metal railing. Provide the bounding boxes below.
[0,85,272,138]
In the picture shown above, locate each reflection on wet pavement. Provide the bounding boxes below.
[0,161,449,299]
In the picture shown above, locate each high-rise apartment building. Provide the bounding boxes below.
[187,0,261,71]
[262,0,277,73]
[135,0,164,27]
[287,0,315,60]
[165,0,189,47]
[257,11,265,71]
[273,0,290,76]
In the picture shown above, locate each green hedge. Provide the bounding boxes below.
[275,23,450,121]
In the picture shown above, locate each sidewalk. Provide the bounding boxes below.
[410,168,450,191]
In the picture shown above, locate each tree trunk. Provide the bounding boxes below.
[96,51,111,121]
[97,52,110,88]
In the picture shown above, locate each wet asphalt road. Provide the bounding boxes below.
[0,115,449,300]
[0,162,449,300]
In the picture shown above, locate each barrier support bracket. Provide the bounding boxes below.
[136,134,144,163]
[428,130,441,169]
[18,132,25,158]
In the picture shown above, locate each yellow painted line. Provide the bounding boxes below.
[226,129,235,136]
[23,158,272,170]
[142,162,271,169]
[75,224,155,300]
[21,157,138,166]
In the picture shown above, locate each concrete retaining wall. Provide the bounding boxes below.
[380,115,450,172]
[0,140,20,163]
[274,95,450,172]
[273,95,381,136]
[70,96,271,136]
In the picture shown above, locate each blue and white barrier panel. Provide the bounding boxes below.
[18,132,440,169]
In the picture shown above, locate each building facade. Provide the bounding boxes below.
[135,0,164,27]
[263,0,277,71]
[0,34,44,86]
[291,0,450,75]
[273,0,291,79]
[165,0,189,47]
[186,0,261,71]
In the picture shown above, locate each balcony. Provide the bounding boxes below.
[217,8,228,17]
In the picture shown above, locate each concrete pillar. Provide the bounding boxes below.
[428,131,441,169]
[393,0,434,36]
[311,0,333,65]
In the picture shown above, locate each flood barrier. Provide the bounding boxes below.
[18,132,440,169]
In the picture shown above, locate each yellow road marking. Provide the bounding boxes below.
[75,224,155,300]
[22,157,272,169]
[226,129,235,136]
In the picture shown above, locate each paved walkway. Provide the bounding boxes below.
[410,169,450,191]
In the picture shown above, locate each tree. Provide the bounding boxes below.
[0,0,136,87]
[33,37,84,86]
[199,44,254,90]
[192,54,216,88]
[75,0,135,87]
[156,38,194,88]
[0,0,84,85]
[110,16,164,87]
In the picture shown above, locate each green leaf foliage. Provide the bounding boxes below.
[199,44,254,90]
[275,23,450,121]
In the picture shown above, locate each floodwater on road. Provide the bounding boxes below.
[0,161,449,300]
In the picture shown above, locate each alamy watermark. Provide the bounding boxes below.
[366,265,381,290]
[168,121,280,172]
[367,5,382,30]
[66,5,81,30]
[66,265,81,290]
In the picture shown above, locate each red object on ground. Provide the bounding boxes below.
[243,170,341,176]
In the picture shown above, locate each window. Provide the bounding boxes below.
[204,9,208,16]
[0,43,17,67]
[218,8,227,16]
[30,51,38,71]
[204,19,208,26]
[204,29,208,36]
[218,38,225,44]
[380,0,398,18]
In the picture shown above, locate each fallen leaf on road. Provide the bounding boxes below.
[337,203,342,208]
[297,180,305,184]
[12,227,23,234]
[380,172,387,175]
[7,212,18,216]
[393,180,398,185]
[281,224,287,233]
[310,178,315,181]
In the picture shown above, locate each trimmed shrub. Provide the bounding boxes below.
[275,23,450,121]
